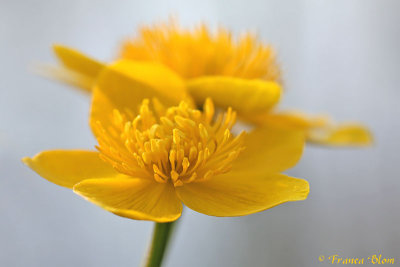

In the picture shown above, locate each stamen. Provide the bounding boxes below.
[154,173,167,183]
[121,22,280,81]
[96,98,246,187]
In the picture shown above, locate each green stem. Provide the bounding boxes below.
[144,221,176,267]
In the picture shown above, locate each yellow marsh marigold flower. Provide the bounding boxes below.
[121,21,280,81]
[40,20,372,147]
[23,74,309,221]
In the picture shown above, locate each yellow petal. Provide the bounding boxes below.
[176,172,309,217]
[186,76,281,115]
[176,123,308,217]
[53,45,104,77]
[52,45,105,92]
[90,60,190,134]
[73,178,182,222]
[249,111,328,130]
[36,65,96,92]
[255,111,373,147]
[308,124,373,146]
[22,150,119,189]
[233,126,305,173]
[109,60,191,104]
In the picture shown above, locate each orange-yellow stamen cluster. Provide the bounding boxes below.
[120,21,280,81]
[96,99,246,187]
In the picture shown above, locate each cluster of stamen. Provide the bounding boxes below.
[96,98,246,187]
[121,21,280,81]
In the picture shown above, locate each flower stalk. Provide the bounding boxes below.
[145,221,176,267]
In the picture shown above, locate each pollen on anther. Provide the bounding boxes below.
[96,98,246,187]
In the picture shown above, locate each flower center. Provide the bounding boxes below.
[96,99,245,187]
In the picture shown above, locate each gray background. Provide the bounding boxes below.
[1,0,399,266]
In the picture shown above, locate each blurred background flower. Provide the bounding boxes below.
[1,0,398,266]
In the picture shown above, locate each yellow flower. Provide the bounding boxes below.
[41,20,372,147]
[121,21,280,81]
[24,64,309,222]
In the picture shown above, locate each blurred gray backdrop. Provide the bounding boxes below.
[1,0,399,266]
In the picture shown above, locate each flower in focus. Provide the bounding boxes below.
[23,66,309,222]
[41,19,372,147]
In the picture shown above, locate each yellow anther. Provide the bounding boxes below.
[171,171,179,182]
[153,164,167,179]
[154,173,167,183]
[173,180,184,187]
[169,149,176,171]
[150,139,158,152]
[222,129,231,143]
[173,128,181,144]
[189,146,197,162]
[140,99,150,113]
[175,115,196,129]
[192,150,204,170]
[192,110,201,120]
[176,148,185,165]
[135,154,145,168]
[181,157,190,175]
[149,124,161,138]
[229,111,237,128]
[96,98,245,187]
[160,117,174,128]
[178,102,189,115]
[199,124,208,140]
